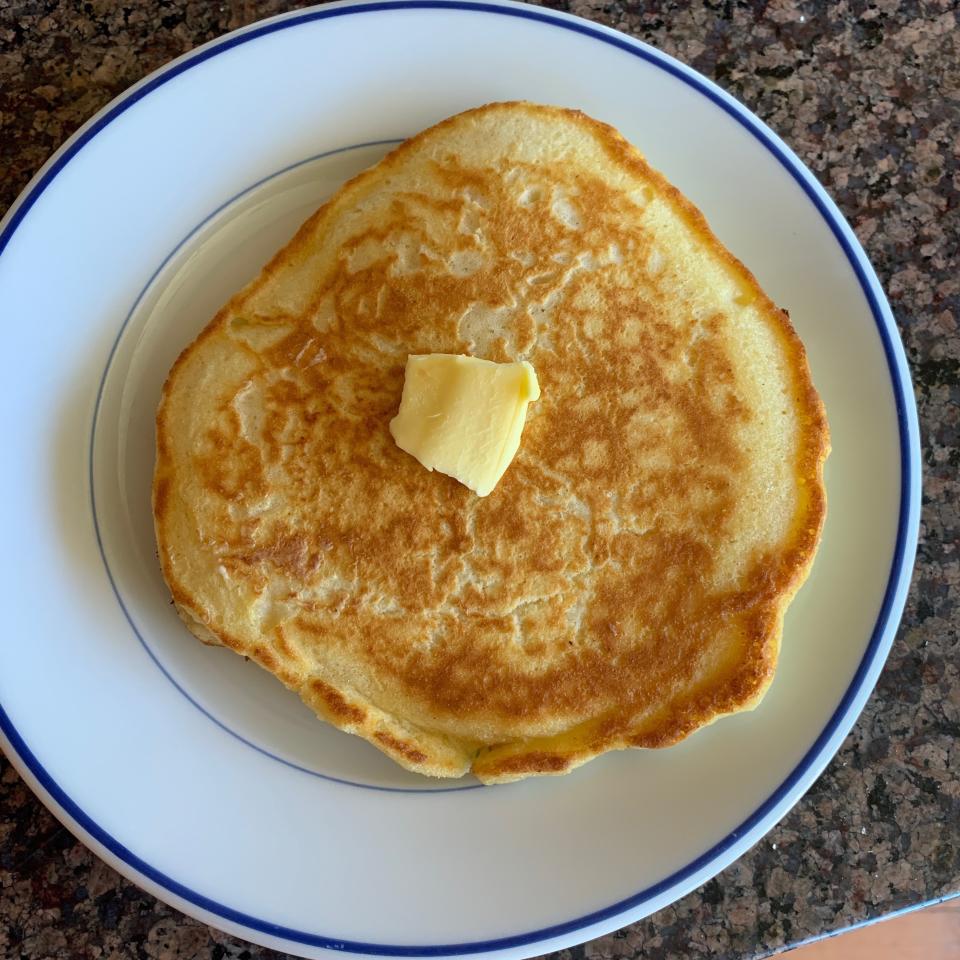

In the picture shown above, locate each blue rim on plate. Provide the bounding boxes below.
[0,1,920,955]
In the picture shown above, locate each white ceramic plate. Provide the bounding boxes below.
[0,2,920,957]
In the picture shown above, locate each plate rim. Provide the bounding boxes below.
[0,0,922,956]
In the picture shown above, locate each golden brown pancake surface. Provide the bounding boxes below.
[154,102,829,782]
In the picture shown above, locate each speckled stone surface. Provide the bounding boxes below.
[1,1,957,958]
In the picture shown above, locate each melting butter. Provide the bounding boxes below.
[389,354,540,497]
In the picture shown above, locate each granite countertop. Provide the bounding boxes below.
[1,1,957,958]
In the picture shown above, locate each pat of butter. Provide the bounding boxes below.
[389,354,541,497]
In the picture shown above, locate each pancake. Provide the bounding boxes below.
[153,102,829,783]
